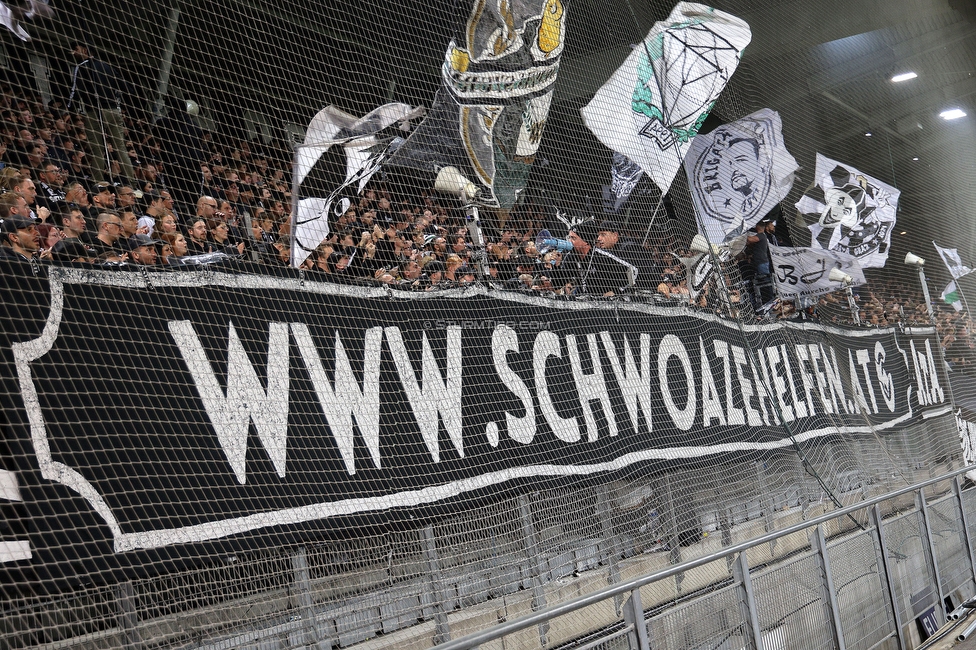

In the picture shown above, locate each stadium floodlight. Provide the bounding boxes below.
[940,108,967,120]
[891,71,917,83]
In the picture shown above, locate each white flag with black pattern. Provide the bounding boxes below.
[797,153,900,269]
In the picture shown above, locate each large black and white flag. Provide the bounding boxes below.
[385,0,568,209]
[291,103,421,267]
[797,154,900,269]
[685,108,797,243]
[933,241,973,280]
[769,245,865,301]
[581,3,751,194]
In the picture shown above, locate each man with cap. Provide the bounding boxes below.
[423,259,445,290]
[596,220,654,290]
[127,234,159,265]
[564,219,621,296]
[91,181,116,212]
[0,214,40,262]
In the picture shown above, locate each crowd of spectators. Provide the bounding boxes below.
[0,42,973,364]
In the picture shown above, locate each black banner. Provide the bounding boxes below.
[0,262,952,592]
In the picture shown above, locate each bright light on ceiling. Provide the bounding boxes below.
[940,108,967,120]
[891,72,918,83]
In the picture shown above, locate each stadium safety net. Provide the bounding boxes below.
[2,0,976,648]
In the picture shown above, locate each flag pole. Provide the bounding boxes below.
[640,193,666,246]
[289,142,302,267]
[956,281,973,316]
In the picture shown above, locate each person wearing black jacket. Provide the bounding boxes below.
[35,160,66,213]
[185,218,214,255]
[67,42,134,182]
[0,214,39,262]
[153,95,204,212]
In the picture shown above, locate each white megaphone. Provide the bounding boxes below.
[535,229,574,254]
[904,252,925,267]
[434,166,478,202]
[690,233,721,256]
[828,267,853,284]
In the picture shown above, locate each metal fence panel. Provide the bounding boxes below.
[751,553,834,650]
[827,530,896,650]
[647,582,743,650]
[928,494,974,601]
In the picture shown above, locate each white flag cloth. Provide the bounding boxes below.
[294,103,417,187]
[291,103,420,267]
[769,245,865,301]
[934,242,973,280]
[685,108,797,243]
[798,153,900,269]
[679,245,736,302]
[580,3,751,194]
[942,281,964,312]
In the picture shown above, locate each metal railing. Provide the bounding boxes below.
[433,466,976,650]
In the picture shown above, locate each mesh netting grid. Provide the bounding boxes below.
[1,1,976,649]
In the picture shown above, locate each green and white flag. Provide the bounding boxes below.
[580,3,751,194]
[942,281,963,312]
